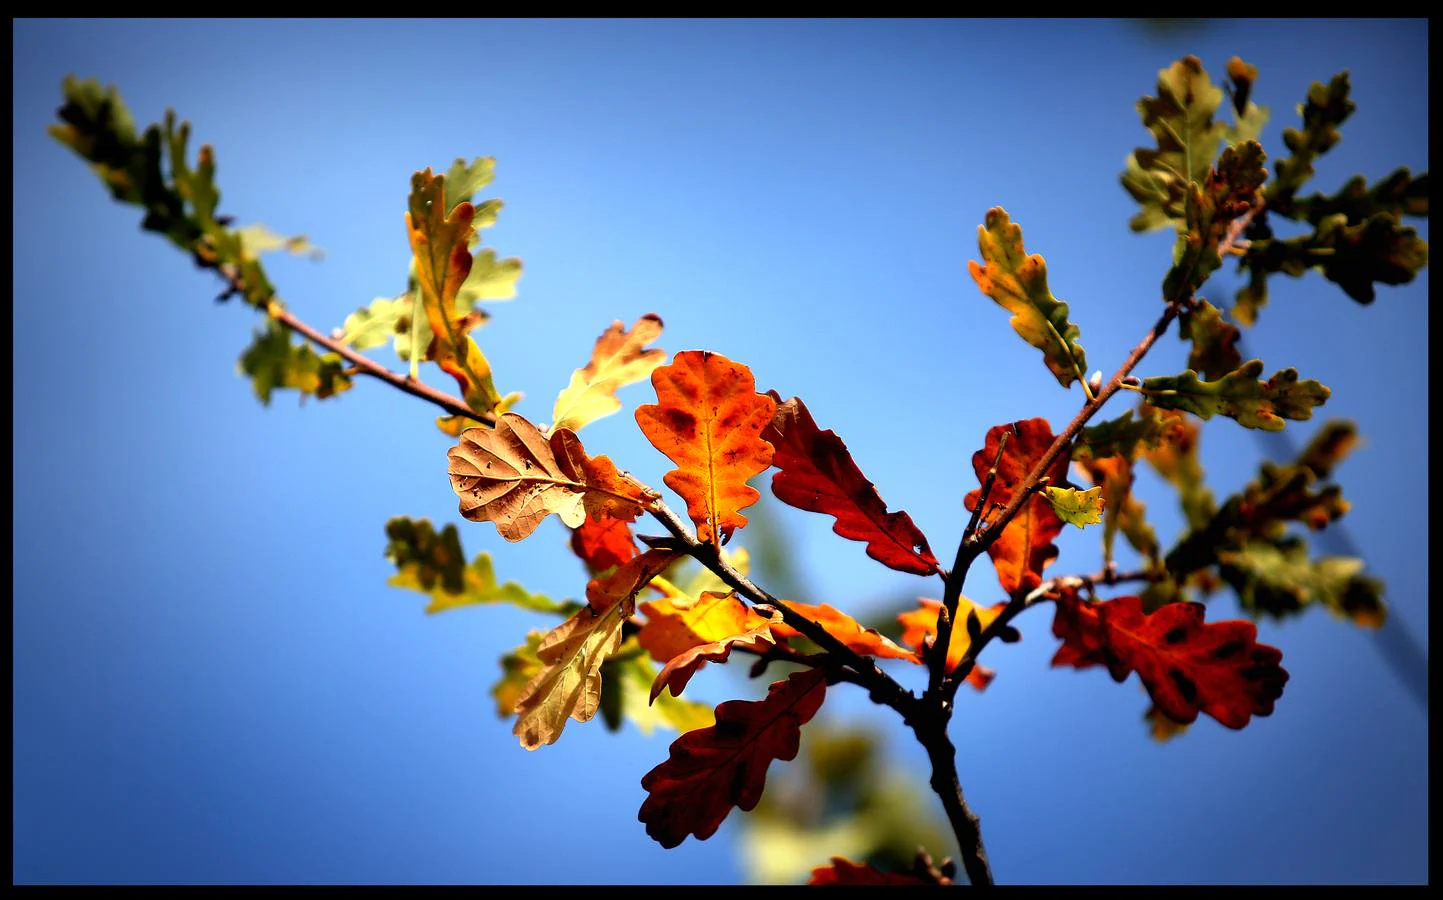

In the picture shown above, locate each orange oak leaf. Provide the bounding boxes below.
[1051,592,1289,728]
[552,314,666,432]
[585,547,682,613]
[649,598,783,701]
[637,587,775,664]
[447,412,656,542]
[809,857,944,886]
[772,600,917,662]
[964,418,1071,594]
[635,350,777,545]
[897,598,1005,691]
[638,668,827,848]
[762,393,940,576]
[569,511,639,574]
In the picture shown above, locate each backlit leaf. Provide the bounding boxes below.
[512,596,633,750]
[964,419,1071,594]
[967,208,1088,390]
[1072,407,1172,462]
[635,350,777,545]
[637,588,775,665]
[639,669,827,848]
[1044,486,1104,528]
[406,168,504,414]
[1051,592,1288,729]
[1139,405,1215,531]
[897,597,1003,691]
[762,394,939,576]
[1178,299,1242,381]
[383,516,568,615]
[492,631,545,717]
[234,223,321,260]
[585,548,683,614]
[771,601,918,663]
[1139,360,1328,431]
[1076,456,1158,564]
[441,156,496,217]
[1162,141,1267,300]
[650,601,783,701]
[238,320,352,404]
[448,412,656,542]
[1218,538,1385,628]
[569,511,640,574]
[611,644,715,735]
[1120,56,1228,231]
[553,314,666,432]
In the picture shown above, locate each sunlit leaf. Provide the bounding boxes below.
[967,208,1088,390]
[771,601,918,663]
[238,320,352,404]
[512,596,633,750]
[1139,360,1328,431]
[635,350,777,545]
[1120,55,1228,231]
[553,314,666,432]
[383,516,568,614]
[1178,298,1242,381]
[964,418,1071,594]
[896,597,1003,691]
[1044,486,1105,528]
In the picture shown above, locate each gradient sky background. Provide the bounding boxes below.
[13,19,1428,885]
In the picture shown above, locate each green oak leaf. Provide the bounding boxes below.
[1074,407,1173,462]
[1140,359,1328,431]
[1163,141,1268,300]
[1044,486,1104,528]
[383,516,570,615]
[1218,538,1385,628]
[1120,56,1228,232]
[967,207,1088,390]
[1178,298,1242,381]
[238,321,352,404]
[492,631,546,717]
[234,223,322,260]
[1269,71,1354,208]
[611,642,715,736]
[442,156,497,217]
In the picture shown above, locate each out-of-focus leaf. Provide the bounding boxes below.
[808,858,942,886]
[1269,71,1354,207]
[1044,486,1104,528]
[455,247,522,305]
[635,351,777,545]
[1162,141,1268,301]
[441,156,496,217]
[492,631,545,717]
[639,669,827,848]
[406,168,505,414]
[1139,360,1328,431]
[238,320,352,404]
[1291,169,1429,225]
[1218,538,1385,628]
[552,314,666,432]
[1140,405,1215,531]
[448,412,657,542]
[762,393,939,576]
[1120,56,1228,231]
[967,208,1088,390]
[1297,420,1358,480]
[1076,456,1159,564]
[771,601,918,663]
[1222,56,1269,146]
[1144,703,1191,743]
[338,296,411,351]
[1051,592,1288,728]
[1072,407,1172,462]
[611,644,715,735]
[1178,298,1242,380]
[897,597,1003,690]
[234,223,322,260]
[964,418,1071,594]
[383,516,569,615]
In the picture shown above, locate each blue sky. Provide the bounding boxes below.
[13,19,1427,885]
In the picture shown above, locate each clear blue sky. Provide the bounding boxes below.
[13,19,1427,885]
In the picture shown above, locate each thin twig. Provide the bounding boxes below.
[646,500,918,717]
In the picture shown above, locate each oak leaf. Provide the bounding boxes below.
[406,168,505,414]
[607,643,716,735]
[1044,486,1104,528]
[897,598,1003,691]
[1051,592,1288,728]
[585,548,683,614]
[965,419,1071,594]
[635,350,777,544]
[762,393,939,575]
[968,208,1088,390]
[1120,55,1228,232]
[569,511,640,574]
[448,412,655,542]
[1075,456,1159,564]
[553,314,666,432]
[649,598,783,701]
[1179,298,1243,381]
[384,516,566,615]
[238,321,352,404]
[771,601,917,663]
[1140,360,1328,432]
[1072,407,1172,463]
[638,668,827,848]
[637,586,775,664]
[511,597,633,750]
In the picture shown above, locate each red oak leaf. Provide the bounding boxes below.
[569,512,639,574]
[964,418,1071,594]
[762,393,939,575]
[638,668,827,848]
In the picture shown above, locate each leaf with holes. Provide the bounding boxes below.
[635,350,777,545]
